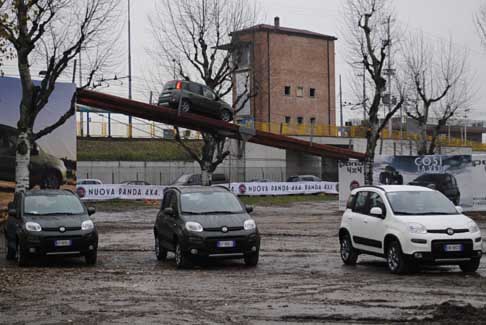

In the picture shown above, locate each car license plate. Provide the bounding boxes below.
[444,244,463,252]
[54,240,72,247]
[217,240,235,248]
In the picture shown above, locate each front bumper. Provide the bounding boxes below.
[20,230,98,257]
[180,230,260,259]
[405,237,482,265]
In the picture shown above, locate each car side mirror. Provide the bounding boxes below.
[456,206,463,214]
[8,209,17,218]
[427,183,436,190]
[87,207,96,216]
[246,205,254,213]
[370,207,384,218]
[164,207,175,217]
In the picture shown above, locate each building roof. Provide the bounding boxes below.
[231,24,337,41]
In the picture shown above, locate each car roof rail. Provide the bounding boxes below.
[355,185,385,191]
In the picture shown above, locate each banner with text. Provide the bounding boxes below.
[77,182,338,200]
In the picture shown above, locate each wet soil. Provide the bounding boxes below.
[1,200,486,324]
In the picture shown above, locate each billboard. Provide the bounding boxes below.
[0,77,76,190]
[339,155,486,212]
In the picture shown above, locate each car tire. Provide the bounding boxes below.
[41,171,61,189]
[85,250,97,266]
[386,240,409,274]
[340,233,358,265]
[155,236,167,261]
[175,242,191,269]
[459,258,480,273]
[220,109,232,122]
[244,251,259,267]
[5,236,15,260]
[16,241,29,267]
[180,100,191,113]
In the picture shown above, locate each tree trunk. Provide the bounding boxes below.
[201,162,213,186]
[364,132,378,185]
[417,121,428,156]
[15,131,31,192]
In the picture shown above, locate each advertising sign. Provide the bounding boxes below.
[338,160,365,210]
[471,154,486,211]
[374,155,473,209]
[0,77,76,189]
[77,181,338,201]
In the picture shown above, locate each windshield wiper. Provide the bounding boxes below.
[394,211,416,215]
[26,212,79,216]
[416,212,454,215]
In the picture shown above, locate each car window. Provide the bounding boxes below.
[162,191,172,209]
[24,194,85,215]
[187,83,203,95]
[346,194,356,210]
[302,177,314,181]
[352,191,369,214]
[163,81,177,90]
[368,192,386,217]
[203,87,216,100]
[181,192,244,214]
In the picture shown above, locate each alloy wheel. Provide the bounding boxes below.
[341,238,350,261]
[155,237,160,256]
[181,101,190,113]
[387,245,399,271]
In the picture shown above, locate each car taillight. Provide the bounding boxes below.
[176,81,182,90]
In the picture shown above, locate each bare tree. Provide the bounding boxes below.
[148,0,260,185]
[403,34,470,155]
[343,0,405,185]
[476,1,486,46]
[0,0,120,192]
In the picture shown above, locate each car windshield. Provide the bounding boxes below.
[24,194,85,215]
[174,175,190,184]
[181,192,244,214]
[386,191,458,215]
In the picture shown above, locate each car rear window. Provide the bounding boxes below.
[24,194,85,215]
[163,81,177,90]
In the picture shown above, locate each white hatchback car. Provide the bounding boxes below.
[339,185,482,274]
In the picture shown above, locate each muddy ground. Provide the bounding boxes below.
[1,200,486,324]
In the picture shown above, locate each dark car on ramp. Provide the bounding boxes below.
[4,190,98,266]
[409,173,460,205]
[153,186,260,268]
[158,80,233,121]
[0,124,67,189]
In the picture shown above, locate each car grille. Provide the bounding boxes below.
[427,229,468,234]
[43,227,82,232]
[431,239,473,259]
[204,226,244,232]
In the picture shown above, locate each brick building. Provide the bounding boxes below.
[229,17,337,131]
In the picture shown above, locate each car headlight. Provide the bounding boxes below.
[81,220,95,231]
[25,222,42,232]
[185,221,203,232]
[244,219,256,230]
[468,222,480,234]
[408,223,427,234]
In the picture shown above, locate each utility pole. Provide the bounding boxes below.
[339,75,343,136]
[127,0,133,138]
[386,16,393,137]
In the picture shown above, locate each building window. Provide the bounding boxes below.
[310,88,316,97]
[284,86,291,96]
[285,116,291,124]
[297,116,303,124]
[296,87,304,97]
[310,117,316,124]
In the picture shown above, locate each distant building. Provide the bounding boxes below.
[226,17,337,132]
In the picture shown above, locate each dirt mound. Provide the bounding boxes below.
[429,301,486,323]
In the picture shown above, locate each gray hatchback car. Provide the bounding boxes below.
[158,80,233,121]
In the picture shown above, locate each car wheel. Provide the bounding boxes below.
[5,235,15,260]
[220,109,232,122]
[41,171,61,189]
[155,236,167,261]
[459,258,480,273]
[244,251,259,267]
[386,240,408,274]
[180,100,191,113]
[16,241,29,267]
[85,250,97,266]
[340,233,358,265]
[175,242,191,269]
